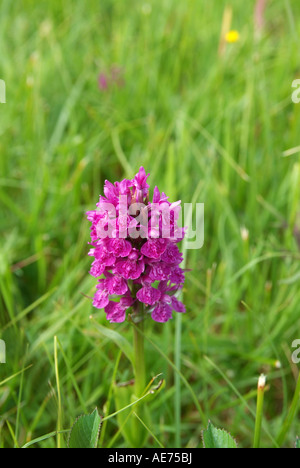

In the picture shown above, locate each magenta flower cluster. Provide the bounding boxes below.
[98,66,124,91]
[86,167,186,323]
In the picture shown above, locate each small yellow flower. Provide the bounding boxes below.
[225,30,240,43]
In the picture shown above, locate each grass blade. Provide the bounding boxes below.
[276,371,300,447]
[54,336,62,448]
[253,374,266,448]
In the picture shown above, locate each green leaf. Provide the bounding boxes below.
[92,320,134,367]
[295,437,300,448]
[202,421,237,448]
[68,408,101,448]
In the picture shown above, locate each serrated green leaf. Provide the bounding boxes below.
[68,408,101,448]
[202,421,237,448]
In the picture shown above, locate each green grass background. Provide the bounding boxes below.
[1,0,300,448]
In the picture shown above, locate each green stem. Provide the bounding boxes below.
[133,311,146,397]
[54,336,62,449]
[132,307,148,447]
[253,374,266,448]
[174,313,182,448]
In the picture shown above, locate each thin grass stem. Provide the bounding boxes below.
[253,374,266,448]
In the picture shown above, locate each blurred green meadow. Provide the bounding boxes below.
[1,0,300,448]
